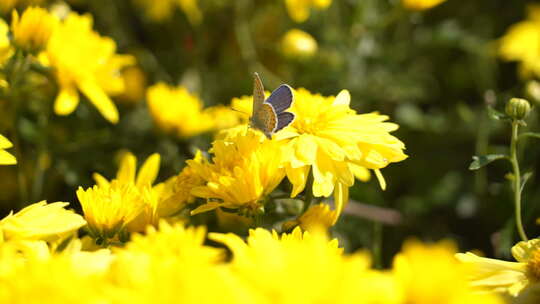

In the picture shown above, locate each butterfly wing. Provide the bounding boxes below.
[265,84,293,113]
[251,103,277,138]
[252,72,265,115]
[274,112,295,132]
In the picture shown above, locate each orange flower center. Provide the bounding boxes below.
[527,249,540,281]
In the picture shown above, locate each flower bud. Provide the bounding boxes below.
[11,7,58,53]
[505,98,531,120]
[281,29,318,60]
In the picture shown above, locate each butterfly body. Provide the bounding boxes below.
[250,73,295,139]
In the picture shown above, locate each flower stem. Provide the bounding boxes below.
[302,171,314,213]
[510,121,527,241]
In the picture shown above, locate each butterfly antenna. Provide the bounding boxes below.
[231,107,250,116]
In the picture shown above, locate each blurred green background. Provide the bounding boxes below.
[2,0,540,265]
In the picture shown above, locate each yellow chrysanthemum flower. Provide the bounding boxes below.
[455,239,540,297]
[210,227,399,303]
[285,0,332,23]
[0,134,16,165]
[230,88,406,222]
[132,0,202,25]
[44,13,134,123]
[108,221,253,304]
[394,239,504,304]
[76,182,145,242]
[90,151,181,234]
[281,29,318,59]
[0,239,111,304]
[147,82,215,138]
[499,5,540,78]
[402,0,447,11]
[11,7,58,53]
[188,129,286,216]
[0,201,86,242]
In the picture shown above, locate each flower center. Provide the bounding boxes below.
[527,249,540,281]
[295,118,322,135]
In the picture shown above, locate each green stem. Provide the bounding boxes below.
[510,121,527,241]
[302,171,314,213]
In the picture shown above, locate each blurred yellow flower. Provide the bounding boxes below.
[117,66,147,104]
[499,5,540,78]
[0,134,16,165]
[402,0,446,11]
[120,221,223,262]
[210,227,396,303]
[147,82,214,138]
[455,238,540,297]
[0,19,12,65]
[188,129,286,216]
[11,6,58,53]
[0,0,45,14]
[44,13,134,123]
[205,105,244,131]
[108,221,253,304]
[281,29,318,59]
[133,0,202,25]
[0,201,86,242]
[0,240,111,304]
[394,239,504,304]
[285,0,332,23]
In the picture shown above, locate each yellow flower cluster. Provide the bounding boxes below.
[229,88,407,223]
[77,152,187,242]
[132,0,202,24]
[0,207,504,304]
[499,5,540,78]
[285,0,332,23]
[188,129,286,216]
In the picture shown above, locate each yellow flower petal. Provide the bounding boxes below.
[78,79,119,124]
[333,182,348,224]
[0,134,13,149]
[0,150,16,165]
[54,85,80,116]
[135,153,161,188]
[512,239,540,263]
[116,152,137,184]
[190,202,224,215]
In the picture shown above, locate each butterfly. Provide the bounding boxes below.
[250,72,295,139]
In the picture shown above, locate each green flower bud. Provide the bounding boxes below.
[505,98,531,120]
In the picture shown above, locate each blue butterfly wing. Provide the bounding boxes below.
[274,112,295,132]
[265,84,293,113]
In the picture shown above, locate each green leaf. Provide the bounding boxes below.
[469,154,507,170]
[487,106,509,121]
[519,132,540,140]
